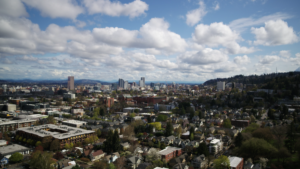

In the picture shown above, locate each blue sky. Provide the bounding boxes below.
[0,0,299,82]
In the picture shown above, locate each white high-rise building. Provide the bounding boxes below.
[217,81,225,91]
[124,81,128,89]
[140,77,145,87]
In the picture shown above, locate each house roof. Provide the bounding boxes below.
[91,150,104,157]
[229,156,243,168]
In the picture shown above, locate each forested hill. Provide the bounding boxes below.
[203,72,300,86]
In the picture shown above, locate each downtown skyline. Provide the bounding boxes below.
[0,0,300,82]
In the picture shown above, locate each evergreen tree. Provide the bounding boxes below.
[223,118,232,128]
[100,108,105,116]
[165,122,173,137]
[113,130,120,152]
[235,133,243,147]
[197,142,209,156]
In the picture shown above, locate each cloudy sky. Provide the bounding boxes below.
[0,0,299,82]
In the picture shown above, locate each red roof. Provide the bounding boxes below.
[92,150,104,157]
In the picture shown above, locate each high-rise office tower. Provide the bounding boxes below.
[140,77,145,87]
[67,76,74,90]
[118,78,125,88]
[124,81,128,89]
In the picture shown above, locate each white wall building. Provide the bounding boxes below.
[217,82,225,91]
[209,139,223,155]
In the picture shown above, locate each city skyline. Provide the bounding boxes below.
[0,0,299,82]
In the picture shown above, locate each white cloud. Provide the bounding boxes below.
[193,22,255,54]
[290,53,300,66]
[186,0,207,26]
[279,50,290,58]
[229,12,292,31]
[214,2,220,10]
[179,48,228,65]
[83,0,149,18]
[93,18,187,53]
[21,0,84,20]
[20,55,38,61]
[259,55,280,64]
[75,20,86,28]
[234,55,250,64]
[0,0,28,18]
[251,19,298,46]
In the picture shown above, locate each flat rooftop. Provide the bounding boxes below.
[62,120,87,124]
[0,119,36,126]
[158,146,181,155]
[17,124,94,140]
[0,144,31,155]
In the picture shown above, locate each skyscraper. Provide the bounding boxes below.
[67,76,74,90]
[124,81,128,89]
[140,77,145,87]
[119,78,125,88]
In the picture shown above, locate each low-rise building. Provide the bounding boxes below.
[0,119,36,133]
[158,146,182,162]
[16,124,95,149]
[209,139,223,155]
[0,144,31,166]
[62,120,87,128]
[229,156,244,169]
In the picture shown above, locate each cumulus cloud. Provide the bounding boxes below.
[179,48,228,65]
[21,0,84,20]
[251,19,298,46]
[93,18,187,53]
[0,0,28,18]
[83,0,149,18]
[279,50,290,58]
[234,55,250,64]
[290,53,300,66]
[186,0,207,26]
[193,22,255,54]
[259,55,280,64]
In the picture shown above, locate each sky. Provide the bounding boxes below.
[0,0,299,82]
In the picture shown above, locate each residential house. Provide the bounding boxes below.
[192,154,207,169]
[173,137,182,147]
[165,135,176,145]
[222,135,232,146]
[121,142,131,150]
[127,155,142,169]
[169,154,186,167]
[180,139,190,148]
[188,141,199,148]
[57,159,71,169]
[89,149,105,161]
[104,152,120,163]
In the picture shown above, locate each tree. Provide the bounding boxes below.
[277,147,291,164]
[165,122,173,137]
[108,163,116,169]
[65,143,71,149]
[250,115,256,123]
[72,165,81,169]
[190,133,194,141]
[50,140,60,151]
[149,122,161,131]
[223,118,232,128]
[175,126,182,137]
[239,138,278,159]
[96,129,102,137]
[53,152,64,160]
[113,130,120,152]
[252,128,273,142]
[244,123,260,133]
[214,155,230,169]
[157,114,168,122]
[9,152,23,163]
[197,142,209,156]
[47,116,56,124]
[123,126,135,140]
[36,141,42,147]
[34,145,44,152]
[235,133,243,147]
[29,151,55,169]
[100,108,105,116]
[115,156,125,169]
[146,149,161,162]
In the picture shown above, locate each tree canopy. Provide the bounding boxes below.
[9,152,23,163]
[214,155,230,169]
[239,138,278,159]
